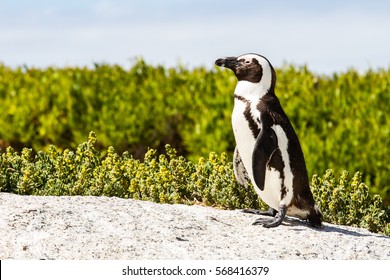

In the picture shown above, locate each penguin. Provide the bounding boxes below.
[215,53,322,228]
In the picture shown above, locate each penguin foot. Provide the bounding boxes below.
[243,207,277,217]
[252,204,287,228]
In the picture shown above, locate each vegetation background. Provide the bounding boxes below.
[0,60,389,235]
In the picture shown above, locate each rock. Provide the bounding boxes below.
[0,192,389,259]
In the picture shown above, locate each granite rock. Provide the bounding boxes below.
[0,192,389,260]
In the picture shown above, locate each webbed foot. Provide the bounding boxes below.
[252,204,287,228]
[243,207,277,217]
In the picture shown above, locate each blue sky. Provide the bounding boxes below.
[1,0,390,74]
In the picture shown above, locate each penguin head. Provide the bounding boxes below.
[215,53,276,90]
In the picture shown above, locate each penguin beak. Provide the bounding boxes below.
[215,57,239,70]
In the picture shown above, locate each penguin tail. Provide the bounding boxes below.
[308,204,322,228]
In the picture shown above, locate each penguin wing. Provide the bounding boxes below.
[233,146,249,186]
[252,127,278,191]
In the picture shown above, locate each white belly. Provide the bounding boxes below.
[231,101,257,184]
[232,102,277,209]
[232,101,293,210]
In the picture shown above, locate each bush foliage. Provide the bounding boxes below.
[0,133,389,235]
[0,61,389,203]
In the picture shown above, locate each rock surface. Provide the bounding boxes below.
[0,192,389,260]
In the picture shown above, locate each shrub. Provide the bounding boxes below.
[0,132,261,209]
[0,133,388,235]
[311,169,389,235]
[1,62,389,203]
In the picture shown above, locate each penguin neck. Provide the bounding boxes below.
[234,68,274,100]
[234,80,270,101]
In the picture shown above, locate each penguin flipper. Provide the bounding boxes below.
[233,146,249,186]
[252,127,278,191]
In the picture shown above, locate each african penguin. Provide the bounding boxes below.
[215,53,322,228]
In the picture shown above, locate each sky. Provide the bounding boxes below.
[1,0,390,74]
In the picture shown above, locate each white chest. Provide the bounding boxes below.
[232,81,264,180]
[231,97,259,184]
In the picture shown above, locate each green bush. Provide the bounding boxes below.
[311,169,389,235]
[0,61,389,203]
[0,133,388,235]
[0,132,261,209]
[0,61,235,158]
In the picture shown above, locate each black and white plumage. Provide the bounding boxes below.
[215,53,322,228]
